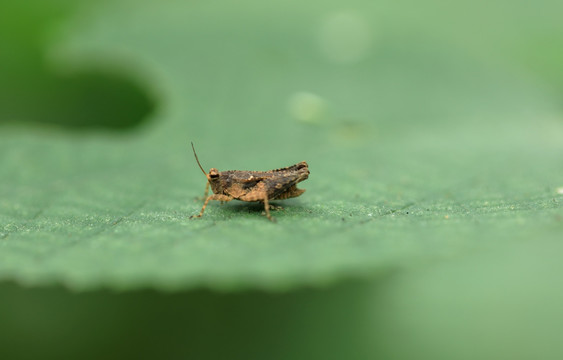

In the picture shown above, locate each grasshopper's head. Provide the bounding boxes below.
[207,167,223,193]
[207,168,221,183]
[208,168,219,179]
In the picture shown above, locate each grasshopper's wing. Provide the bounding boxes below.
[235,173,300,201]
[222,171,268,200]
[230,162,309,201]
[266,161,309,199]
[229,172,267,188]
[268,161,308,174]
[264,172,307,200]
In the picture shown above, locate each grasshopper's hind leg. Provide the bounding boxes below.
[240,189,276,222]
[262,196,274,222]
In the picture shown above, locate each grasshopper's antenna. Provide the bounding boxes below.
[191,142,207,176]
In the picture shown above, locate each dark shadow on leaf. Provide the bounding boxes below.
[0,2,156,131]
[0,68,156,131]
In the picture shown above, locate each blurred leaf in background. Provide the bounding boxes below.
[0,1,156,129]
[0,0,562,359]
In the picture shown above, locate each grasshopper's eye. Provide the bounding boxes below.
[209,168,219,178]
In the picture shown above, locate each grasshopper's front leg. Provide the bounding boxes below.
[191,194,233,219]
[203,182,209,199]
[194,182,210,202]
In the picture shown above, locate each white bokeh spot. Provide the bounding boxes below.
[318,11,373,64]
[288,91,327,123]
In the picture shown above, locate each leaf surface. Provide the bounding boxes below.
[1,0,562,293]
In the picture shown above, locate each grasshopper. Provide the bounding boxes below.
[190,143,309,221]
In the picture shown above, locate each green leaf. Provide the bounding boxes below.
[1,0,563,358]
[1,0,562,290]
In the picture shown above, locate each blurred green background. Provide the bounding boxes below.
[1,0,562,359]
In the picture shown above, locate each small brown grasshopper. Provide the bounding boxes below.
[190,143,309,221]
